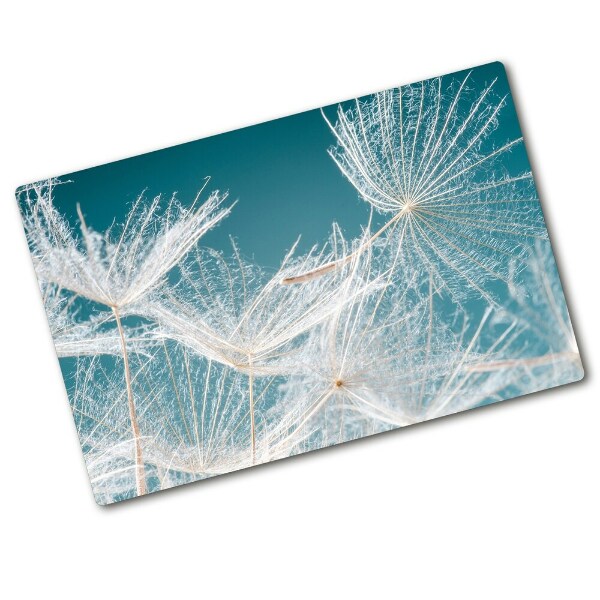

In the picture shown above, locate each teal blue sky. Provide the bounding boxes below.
[37,61,531,273]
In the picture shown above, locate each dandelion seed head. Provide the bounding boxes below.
[18,178,232,311]
[321,71,549,301]
[69,342,289,503]
[150,226,383,375]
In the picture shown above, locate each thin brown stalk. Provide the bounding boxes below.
[464,352,580,373]
[281,213,401,285]
[112,306,147,496]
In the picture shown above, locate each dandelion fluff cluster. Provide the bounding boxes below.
[289,72,549,302]
[17,66,582,504]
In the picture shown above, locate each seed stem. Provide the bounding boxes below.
[281,213,402,284]
[113,306,147,496]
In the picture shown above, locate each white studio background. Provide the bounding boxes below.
[1,2,597,599]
